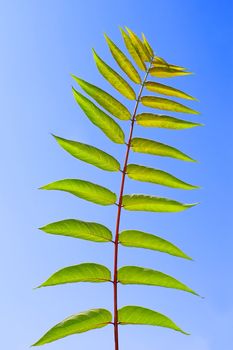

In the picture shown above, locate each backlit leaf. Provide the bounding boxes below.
[38,263,111,287]
[153,56,169,65]
[32,309,112,346]
[72,76,131,120]
[119,230,191,259]
[150,66,192,78]
[120,28,146,71]
[104,34,141,84]
[53,135,120,172]
[153,57,187,71]
[142,33,154,58]
[141,96,199,114]
[118,266,198,295]
[131,137,196,162]
[125,27,150,61]
[40,179,117,206]
[144,81,197,100]
[39,219,112,242]
[136,113,202,129]
[72,88,125,144]
[122,194,198,212]
[126,164,199,190]
[93,49,136,100]
[118,306,188,334]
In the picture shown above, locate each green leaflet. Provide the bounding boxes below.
[72,88,125,144]
[136,113,202,129]
[72,76,131,120]
[40,179,117,206]
[118,306,188,335]
[38,263,111,287]
[93,49,136,100]
[104,34,141,84]
[126,164,198,190]
[122,194,197,213]
[141,96,199,114]
[144,81,197,100]
[125,27,151,62]
[131,137,195,162]
[120,28,146,71]
[153,56,169,65]
[53,135,120,172]
[118,266,198,296]
[142,33,154,58]
[153,57,187,71]
[39,219,112,242]
[119,230,191,260]
[32,308,112,346]
[149,66,192,78]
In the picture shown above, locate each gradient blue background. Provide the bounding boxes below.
[0,1,232,349]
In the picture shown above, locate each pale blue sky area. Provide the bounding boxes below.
[0,1,232,349]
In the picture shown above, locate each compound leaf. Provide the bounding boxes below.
[93,49,136,100]
[118,306,188,334]
[126,164,198,190]
[122,194,197,213]
[53,135,120,172]
[119,230,191,260]
[104,34,141,84]
[40,179,117,206]
[120,28,146,71]
[39,219,112,242]
[72,88,125,144]
[72,76,131,120]
[32,308,112,346]
[38,263,111,287]
[141,96,199,114]
[144,81,197,100]
[131,137,195,162]
[136,113,202,129]
[118,266,198,295]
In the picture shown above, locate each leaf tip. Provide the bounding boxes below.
[186,202,200,209]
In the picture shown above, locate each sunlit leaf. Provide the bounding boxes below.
[104,34,141,84]
[118,306,188,334]
[150,66,192,78]
[145,81,197,100]
[125,27,151,61]
[72,76,131,120]
[118,266,198,295]
[93,49,136,100]
[153,56,169,65]
[53,135,120,172]
[122,194,198,212]
[142,33,154,58]
[40,179,117,206]
[136,113,202,129]
[119,230,191,259]
[38,263,111,287]
[39,219,112,242]
[141,96,199,114]
[153,57,187,71]
[120,28,146,71]
[72,88,125,144]
[126,164,199,190]
[32,309,112,346]
[131,137,196,162]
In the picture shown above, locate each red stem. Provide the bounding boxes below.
[113,58,154,350]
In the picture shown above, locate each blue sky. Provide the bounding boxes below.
[0,1,232,349]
